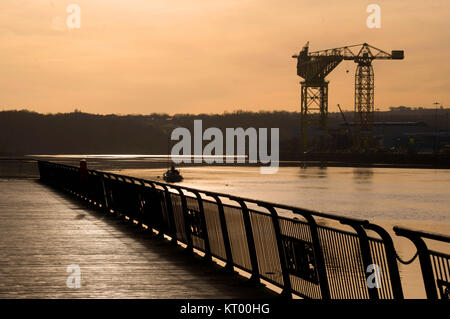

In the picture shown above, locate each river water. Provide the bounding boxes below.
[109,166,450,226]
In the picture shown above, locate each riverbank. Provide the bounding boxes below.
[3,152,450,171]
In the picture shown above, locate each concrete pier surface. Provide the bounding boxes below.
[0,178,276,298]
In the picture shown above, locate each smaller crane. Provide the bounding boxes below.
[337,104,353,150]
[337,104,351,135]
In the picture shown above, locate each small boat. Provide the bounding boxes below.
[163,165,183,183]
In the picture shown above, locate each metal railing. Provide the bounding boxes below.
[394,227,450,299]
[37,160,450,299]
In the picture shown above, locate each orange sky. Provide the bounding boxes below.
[0,0,448,115]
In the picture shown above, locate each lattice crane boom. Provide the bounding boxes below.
[308,43,403,60]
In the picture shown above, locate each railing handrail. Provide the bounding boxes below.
[393,226,450,243]
[85,166,371,225]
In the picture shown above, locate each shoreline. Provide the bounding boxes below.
[2,155,450,171]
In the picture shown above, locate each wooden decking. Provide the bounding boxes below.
[0,178,277,298]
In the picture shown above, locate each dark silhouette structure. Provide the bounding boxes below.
[1,108,449,159]
[292,42,404,150]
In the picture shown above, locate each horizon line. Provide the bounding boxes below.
[1,105,448,117]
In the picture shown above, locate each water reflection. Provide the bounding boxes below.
[352,168,374,184]
[299,166,328,179]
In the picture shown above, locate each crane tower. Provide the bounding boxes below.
[292,42,404,150]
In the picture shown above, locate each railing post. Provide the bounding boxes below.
[174,187,194,253]
[342,220,379,300]
[140,181,157,234]
[108,176,119,216]
[134,180,150,229]
[100,173,111,215]
[117,176,128,220]
[191,190,212,261]
[394,227,438,299]
[37,161,44,181]
[259,204,292,298]
[160,185,178,245]
[128,178,143,227]
[293,209,331,299]
[210,194,234,273]
[235,199,260,284]
[365,223,404,299]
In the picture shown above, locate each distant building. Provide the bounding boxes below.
[389,106,412,111]
[337,121,450,153]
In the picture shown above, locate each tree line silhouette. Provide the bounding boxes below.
[0,108,448,155]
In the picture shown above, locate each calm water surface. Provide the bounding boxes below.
[110,166,450,225]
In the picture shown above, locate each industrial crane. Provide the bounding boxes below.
[337,104,351,136]
[292,42,404,150]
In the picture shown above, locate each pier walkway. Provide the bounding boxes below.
[0,178,276,298]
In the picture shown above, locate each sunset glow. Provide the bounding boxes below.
[1,0,449,114]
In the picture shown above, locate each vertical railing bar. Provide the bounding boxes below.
[144,187,156,234]
[292,209,331,300]
[369,241,381,298]
[439,255,446,284]
[140,181,154,232]
[354,234,367,299]
[375,241,390,298]
[322,229,336,299]
[345,231,362,299]
[372,241,388,299]
[233,199,260,284]
[341,221,378,300]
[100,173,111,215]
[394,227,438,299]
[258,204,292,298]
[342,232,357,299]
[160,185,178,245]
[440,257,446,283]
[173,187,193,253]
[303,222,320,299]
[353,234,368,299]
[325,230,339,299]
[333,231,345,299]
[321,229,342,299]
[210,195,235,272]
[445,258,449,282]
[364,223,404,299]
[381,242,394,298]
[431,255,439,294]
[435,255,444,296]
[349,234,364,299]
[139,181,153,228]
[341,231,356,299]
[337,231,353,299]
[191,190,212,261]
